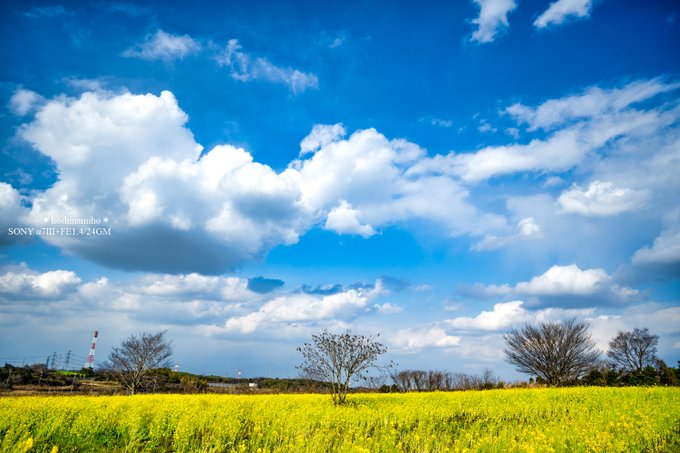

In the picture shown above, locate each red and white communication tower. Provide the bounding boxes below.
[84,330,98,369]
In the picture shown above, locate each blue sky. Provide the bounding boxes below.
[1,0,679,379]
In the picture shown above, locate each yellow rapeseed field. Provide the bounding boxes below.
[1,387,679,452]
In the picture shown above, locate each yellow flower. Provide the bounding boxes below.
[23,437,34,451]
[51,447,59,453]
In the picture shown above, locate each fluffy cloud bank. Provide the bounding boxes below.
[6,90,505,273]
[505,79,680,131]
[460,264,639,307]
[0,266,80,299]
[223,281,386,335]
[391,325,461,352]
[0,265,255,326]
[516,265,621,296]
[394,295,679,358]
[0,265,392,338]
[386,263,643,354]
[387,297,680,358]
[10,89,307,272]
[410,79,680,182]
[4,77,678,273]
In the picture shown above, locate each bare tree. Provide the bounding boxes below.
[410,369,427,391]
[390,369,501,392]
[106,331,173,394]
[452,372,481,390]
[426,370,447,391]
[504,318,600,386]
[391,370,437,391]
[607,328,659,373]
[297,329,391,405]
[390,370,413,392]
[480,368,498,389]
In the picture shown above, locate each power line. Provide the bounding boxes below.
[1,351,90,370]
[0,355,55,360]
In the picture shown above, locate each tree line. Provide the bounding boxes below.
[297,320,678,404]
[298,318,680,404]
[504,319,675,387]
[109,322,678,402]
[389,368,501,392]
[385,321,677,393]
[5,319,676,405]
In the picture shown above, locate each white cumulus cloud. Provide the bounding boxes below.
[11,78,678,274]
[632,228,680,266]
[516,264,610,296]
[0,267,80,299]
[470,0,518,43]
[391,325,461,352]
[16,90,310,273]
[558,181,649,216]
[290,127,505,237]
[587,303,680,351]
[324,200,376,238]
[299,123,346,155]
[447,300,594,332]
[14,90,502,273]
[132,273,249,300]
[224,280,385,334]
[534,0,592,29]
[448,301,528,331]
[460,264,639,307]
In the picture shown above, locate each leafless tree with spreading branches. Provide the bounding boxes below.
[504,318,600,386]
[106,331,173,394]
[297,329,391,405]
[607,328,659,373]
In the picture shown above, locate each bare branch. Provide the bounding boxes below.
[107,331,173,394]
[297,329,391,405]
[504,318,600,386]
[607,328,659,373]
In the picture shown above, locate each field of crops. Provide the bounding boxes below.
[1,387,679,452]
